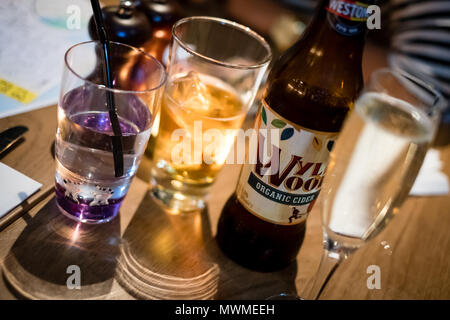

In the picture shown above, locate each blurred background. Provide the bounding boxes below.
[0,0,449,143]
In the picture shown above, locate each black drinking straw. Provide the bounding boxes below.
[90,0,124,177]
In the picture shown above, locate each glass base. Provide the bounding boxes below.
[55,190,121,224]
[150,178,209,214]
[150,162,213,213]
[56,202,119,224]
[150,183,207,214]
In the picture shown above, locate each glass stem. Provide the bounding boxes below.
[305,248,343,300]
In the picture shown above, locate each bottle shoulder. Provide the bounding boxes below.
[264,72,362,133]
[261,3,366,132]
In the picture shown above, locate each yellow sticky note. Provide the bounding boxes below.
[0,78,37,104]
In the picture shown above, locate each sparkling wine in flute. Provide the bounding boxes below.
[323,92,434,250]
[304,68,444,300]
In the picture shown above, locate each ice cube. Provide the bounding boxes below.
[170,71,211,113]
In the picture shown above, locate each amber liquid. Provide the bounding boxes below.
[152,72,245,186]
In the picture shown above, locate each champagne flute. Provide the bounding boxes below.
[304,68,445,299]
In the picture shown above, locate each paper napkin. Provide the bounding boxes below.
[410,149,449,196]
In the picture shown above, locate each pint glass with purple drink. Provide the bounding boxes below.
[55,41,166,223]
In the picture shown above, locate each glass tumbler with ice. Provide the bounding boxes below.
[149,17,272,213]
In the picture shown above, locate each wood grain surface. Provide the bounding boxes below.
[0,106,56,230]
[0,41,449,299]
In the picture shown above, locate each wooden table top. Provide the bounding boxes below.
[0,42,449,300]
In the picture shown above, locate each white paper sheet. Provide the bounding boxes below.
[0,0,90,117]
[0,162,42,219]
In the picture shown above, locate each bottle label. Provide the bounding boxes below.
[326,0,371,36]
[236,100,338,225]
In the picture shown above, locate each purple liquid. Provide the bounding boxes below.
[55,182,125,223]
[71,111,140,135]
[55,86,152,223]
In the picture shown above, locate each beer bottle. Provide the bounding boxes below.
[216,0,373,271]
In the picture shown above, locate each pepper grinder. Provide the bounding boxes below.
[88,0,153,49]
